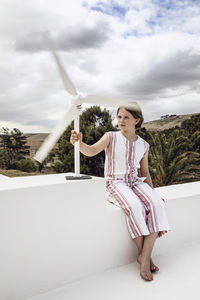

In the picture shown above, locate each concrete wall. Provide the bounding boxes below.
[154,182,200,255]
[0,174,134,300]
[0,175,199,300]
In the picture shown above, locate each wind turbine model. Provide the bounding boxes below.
[34,42,141,179]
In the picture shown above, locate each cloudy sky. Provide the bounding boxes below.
[0,0,200,133]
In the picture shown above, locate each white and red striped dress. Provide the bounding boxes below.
[105,131,170,238]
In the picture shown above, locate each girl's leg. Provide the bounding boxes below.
[134,236,159,273]
[133,182,170,236]
[132,182,170,276]
[107,181,150,238]
[107,181,160,278]
[134,236,144,254]
[138,232,158,281]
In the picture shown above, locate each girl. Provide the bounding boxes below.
[70,104,170,281]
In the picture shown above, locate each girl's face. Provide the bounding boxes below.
[117,108,140,131]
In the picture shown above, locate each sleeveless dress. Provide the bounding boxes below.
[105,131,170,238]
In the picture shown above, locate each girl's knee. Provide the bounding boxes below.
[154,197,166,210]
[126,203,144,217]
[147,189,166,209]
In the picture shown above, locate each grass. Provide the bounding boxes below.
[0,169,56,177]
[0,169,40,177]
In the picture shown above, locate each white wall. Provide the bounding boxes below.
[0,174,134,300]
[0,175,199,300]
[154,182,200,255]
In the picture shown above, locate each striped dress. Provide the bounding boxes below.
[105,131,170,238]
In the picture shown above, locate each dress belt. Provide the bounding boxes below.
[106,175,146,182]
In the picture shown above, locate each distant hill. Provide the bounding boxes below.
[142,112,199,131]
[25,133,50,157]
[25,112,199,156]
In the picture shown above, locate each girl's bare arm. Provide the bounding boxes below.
[70,130,109,157]
[140,153,166,202]
[139,151,154,189]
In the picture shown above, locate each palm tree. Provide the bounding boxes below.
[148,130,200,186]
[191,130,200,153]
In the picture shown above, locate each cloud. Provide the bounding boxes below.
[0,0,200,133]
[89,1,128,17]
[118,48,200,98]
[15,17,111,52]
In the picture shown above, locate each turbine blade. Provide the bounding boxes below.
[34,103,75,163]
[44,33,77,96]
[51,49,78,96]
[83,95,141,111]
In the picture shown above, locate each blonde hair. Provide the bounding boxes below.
[117,107,144,129]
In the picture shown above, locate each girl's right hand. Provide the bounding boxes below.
[70,130,83,145]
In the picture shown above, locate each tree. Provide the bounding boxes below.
[148,130,200,186]
[191,130,200,153]
[0,127,30,169]
[181,114,200,135]
[0,149,10,169]
[53,106,117,176]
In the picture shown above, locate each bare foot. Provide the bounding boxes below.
[137,256,159,273]
[137,254,153,281]
[150,259,159,272]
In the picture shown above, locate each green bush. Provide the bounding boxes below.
[16,159,37,173]
[0,149,10,169]
[51,161,65,173]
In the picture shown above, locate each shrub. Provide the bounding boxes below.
[16,158,37,173]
